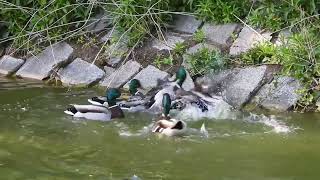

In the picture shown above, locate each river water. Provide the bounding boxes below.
[0,76,320,180]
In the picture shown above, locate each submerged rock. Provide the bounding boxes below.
[124,65,169,92]
[252,76,301,111]
[0,55,25,75]
[229,27,272,56]
[58,58,105,87]
[16,42,73,80]
[171,14,202,34]
[100,60,141,88]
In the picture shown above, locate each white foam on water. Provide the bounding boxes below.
[245,113,292,133]
[200,123,209,138]
[118,125,150,137]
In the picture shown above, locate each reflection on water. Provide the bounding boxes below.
[1,76,320,179]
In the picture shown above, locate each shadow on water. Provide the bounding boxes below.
[1,76,320,179]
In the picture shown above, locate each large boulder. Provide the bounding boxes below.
[222,66,268,108]
[197,65,280,108]
[124,65,169,92]
[0,55,25,75]
[201,23,240,50]
[252,76,301,111]
[229,27,272,56]
[16,42,73,80]
[100,60,141,88]
[58,58,105,87]
[171,15,202,34]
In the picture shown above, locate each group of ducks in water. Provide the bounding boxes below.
[64,67,221,137]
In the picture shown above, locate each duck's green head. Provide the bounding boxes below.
[176,66,187,87]
[106,88,121,106]
[162,93,171,117]
[129,79,141,95]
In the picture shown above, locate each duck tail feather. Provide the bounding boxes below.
[64,106,78,116]
[200,123,209,138]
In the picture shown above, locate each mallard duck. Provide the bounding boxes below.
[148,66,187,112]
[64,88,124,121]
[151,93,187,137]
[172,90,233,120]
[88,79,144,107]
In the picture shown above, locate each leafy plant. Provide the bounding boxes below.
[173,42,187,55]
[247,0,319,31]
[195,0,250,23]
[0,0,92,49]
[155,56,173,68]
[186,47,226,75]
[193,30,205,43]
[241,42,277,65]
[107,0,171,47]
[241,23,320,109]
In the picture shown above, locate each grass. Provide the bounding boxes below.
[186,47,226,76]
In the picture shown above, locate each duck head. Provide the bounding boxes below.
[175,67,187,87]
[162,93,171,119]
[129,79,141,95]
[106,88,121,106]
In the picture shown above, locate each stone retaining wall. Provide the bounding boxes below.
[0,14,302,112]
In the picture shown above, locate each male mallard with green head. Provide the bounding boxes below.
[88,79,144,107]
[148,66,187,112]
[64,88,124,121]
[151,93,187,137]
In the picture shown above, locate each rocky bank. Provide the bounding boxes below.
[0,14,305,112]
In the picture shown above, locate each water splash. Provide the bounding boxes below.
[174,98,238,121]
[244,113,292,133]
[200,123,209,138]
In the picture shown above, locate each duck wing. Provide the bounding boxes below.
[77,112,112,121]
[88,96,108,106]
[72,104,109,113]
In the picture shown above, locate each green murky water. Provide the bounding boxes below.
[1,76,320,180]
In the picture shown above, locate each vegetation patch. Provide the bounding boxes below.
[186,47,226,76]
[239,22,320,110]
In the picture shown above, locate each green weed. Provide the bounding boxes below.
[195,0,250,23]
[186,47,226,76]
[173,42,187,55]
[248,0,319,31]
[241,42,277,65]
[155,56,173,68]
[193,30,205,43]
